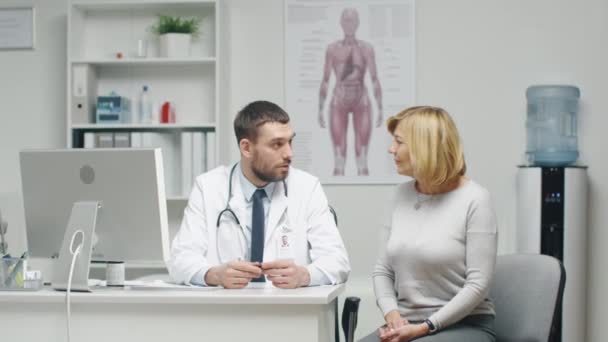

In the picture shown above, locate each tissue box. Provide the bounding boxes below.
[96,95,131,123]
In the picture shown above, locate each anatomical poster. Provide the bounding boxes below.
[285,0,415,184]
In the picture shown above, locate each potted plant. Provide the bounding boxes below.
[151,15,202,58]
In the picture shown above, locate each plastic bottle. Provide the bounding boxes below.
[161,101,176,123]
[526,85,580,166]
[139,85,152,124]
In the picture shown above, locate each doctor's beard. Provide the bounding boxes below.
[251,160,291,183]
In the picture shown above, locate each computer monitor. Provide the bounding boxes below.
[20,148,170,269]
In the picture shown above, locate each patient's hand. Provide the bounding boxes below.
[378,325,399,342]
[384,310,408,330]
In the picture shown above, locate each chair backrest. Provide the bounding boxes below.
[329,205,361,342]
[490,254,565,342]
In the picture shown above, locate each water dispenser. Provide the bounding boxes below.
[526,85,580,166]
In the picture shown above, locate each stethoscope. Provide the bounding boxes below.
[215,163,288,262]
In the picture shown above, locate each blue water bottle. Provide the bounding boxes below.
[526,85,580,166]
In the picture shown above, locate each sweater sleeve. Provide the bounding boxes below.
[428,189,498,330]
[372,190,399,316]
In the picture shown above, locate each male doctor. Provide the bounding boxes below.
[168,100,350,288]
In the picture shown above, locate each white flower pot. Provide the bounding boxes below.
[159,33,192,58]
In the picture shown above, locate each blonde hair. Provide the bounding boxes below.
[387,106,466,186]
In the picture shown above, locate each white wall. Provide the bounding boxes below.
[1,0,607,340]
[219,0,608,339]
[0,0,66,254]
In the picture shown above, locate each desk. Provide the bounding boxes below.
[0,284,344,342]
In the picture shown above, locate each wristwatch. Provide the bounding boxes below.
[423,318,438,334]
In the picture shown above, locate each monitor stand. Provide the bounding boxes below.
[52,201,101,292]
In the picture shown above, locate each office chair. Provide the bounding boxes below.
[491,253,566,342]
[328,205,361,342]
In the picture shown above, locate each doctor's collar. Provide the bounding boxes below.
[237,164,276,202]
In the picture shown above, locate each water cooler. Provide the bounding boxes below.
[516,166,587,342]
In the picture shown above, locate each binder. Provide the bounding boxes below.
[130,132,142,147]
[192,132,204,179]
[71,64,97,124]
[181,132,193,197]
[206,131,216,171]
[96,132,114,148]
[142,132,179,197]
[83,132,96,148]
[113,132,131,147]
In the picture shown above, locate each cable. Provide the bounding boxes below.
[66,230,84,342]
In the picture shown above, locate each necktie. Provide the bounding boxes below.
[251,188,266,282]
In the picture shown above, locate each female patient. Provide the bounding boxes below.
[362,106,497,342]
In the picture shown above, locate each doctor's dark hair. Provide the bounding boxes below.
[234,100,290,143]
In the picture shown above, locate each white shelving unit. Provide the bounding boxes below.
[72,123,216,130]
[71,57,217,65]
[66,0,220,202]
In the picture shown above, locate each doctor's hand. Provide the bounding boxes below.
[261,260,310,289]
[205,260,263,289]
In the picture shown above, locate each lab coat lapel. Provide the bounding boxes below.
[227,175,248,229]
[265,181,288,245]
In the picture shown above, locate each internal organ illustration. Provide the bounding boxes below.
[318,8,382,176]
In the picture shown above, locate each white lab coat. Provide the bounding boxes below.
[168,165,350,286]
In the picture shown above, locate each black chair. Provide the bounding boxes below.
[329,206,361,342]
[339,297,361,342]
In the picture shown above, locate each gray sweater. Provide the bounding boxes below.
[373,180,497,331]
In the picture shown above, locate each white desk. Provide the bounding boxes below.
[0,284,344,342]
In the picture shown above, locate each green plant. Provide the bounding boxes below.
[151,15,202,37]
